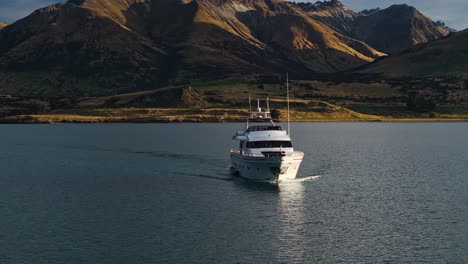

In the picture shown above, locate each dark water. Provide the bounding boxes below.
[1,123,467,263]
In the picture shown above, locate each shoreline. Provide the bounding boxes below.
[1,115,468,124]
[2,106,468,124]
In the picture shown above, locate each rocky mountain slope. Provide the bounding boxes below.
[294,0,358,36]
[0,2,169,97]
[358,29,468,77]
[0,0,453,97]
[0,0,386,97]
[294,1,450,54]
[353,4,449,54]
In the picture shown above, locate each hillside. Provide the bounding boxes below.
[352,4,449,54]
[2,79,468,124]
[294,1,449,54]
[0,2,169,97]
[0,0,456,100]
[0,22,8,29]
[294,0,359,36]
[0,0,384,97]
[358,29,468,77]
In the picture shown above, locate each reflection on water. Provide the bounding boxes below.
[1,123,468,264]
[232,178,280,192]
[275,179,309,263]
[229,175,320,263]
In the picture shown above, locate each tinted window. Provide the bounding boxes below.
[246,141,292,148]
[247,126,282,132]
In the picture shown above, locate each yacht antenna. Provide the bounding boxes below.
[287,72,290,136]
[267,97,270,113]
[248,94,252,112]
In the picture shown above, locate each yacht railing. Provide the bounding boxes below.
[230,149,266,157]
[230,150,259,157]
[231,149,301,158]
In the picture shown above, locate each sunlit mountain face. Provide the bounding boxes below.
[0,0,455,97]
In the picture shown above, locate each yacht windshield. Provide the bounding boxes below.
[246,141,292,148]
[247,126,282,132]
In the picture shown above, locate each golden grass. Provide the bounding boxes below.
[0,107,386,124]
[2,80,467,123]
[3,107,468,124]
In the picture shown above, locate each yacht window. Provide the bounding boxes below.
[246,141,292,148]
[247,126,282,132]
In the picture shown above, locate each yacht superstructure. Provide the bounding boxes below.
[230,98,304,183]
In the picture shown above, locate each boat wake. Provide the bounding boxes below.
[174,172,234,182]
[173,170,320,184]
[283,175,321,183]
[56,145,225,166]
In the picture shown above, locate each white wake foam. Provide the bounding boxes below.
[284,175,321,183]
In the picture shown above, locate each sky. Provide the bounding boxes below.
[0,0,466,30]
[339,0,467,30]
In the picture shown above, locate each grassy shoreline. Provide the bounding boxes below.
[1,107,468,124]
[3,78,468,124]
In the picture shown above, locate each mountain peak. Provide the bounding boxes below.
[0,0,454,97]
[294,0,344,11]
[387,4,417,13]
[352,3,449,54]
[293,0,357,35]
[315,0,344,8]
[0,0,384,97]
[389,4,412,8]
[359,8,380,16]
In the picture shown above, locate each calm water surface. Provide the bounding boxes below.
[0,123,467,263]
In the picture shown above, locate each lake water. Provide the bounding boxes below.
[0,123,467,263]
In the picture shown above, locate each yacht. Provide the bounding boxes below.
[230,97,304,183]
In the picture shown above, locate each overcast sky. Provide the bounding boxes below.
[0,0,466,30]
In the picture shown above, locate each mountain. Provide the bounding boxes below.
[359,8,381,16]
[0,22,9,29]
[293,0,358,36]
[358,29,468,77]
[294,1,450,54]
[0,2,169,97]
[352,4,450,54]
[0,0,385,97]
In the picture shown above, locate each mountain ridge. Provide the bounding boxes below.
[294,1,450,54]
[0,0,385,97]
[0,0,456,97]
[357,29,468,77]
[352,4,449,54]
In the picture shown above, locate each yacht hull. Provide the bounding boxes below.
[230,152,304,183]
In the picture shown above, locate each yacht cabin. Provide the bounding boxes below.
[232,101,294,158]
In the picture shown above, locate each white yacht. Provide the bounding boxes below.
[230,98,304,183]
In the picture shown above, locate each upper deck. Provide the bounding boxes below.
[233,124,290,142]
[248,110,272,122]
[232,97,291,142]
[247,98,274,123]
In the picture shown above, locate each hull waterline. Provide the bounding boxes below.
[230,151,304,183]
